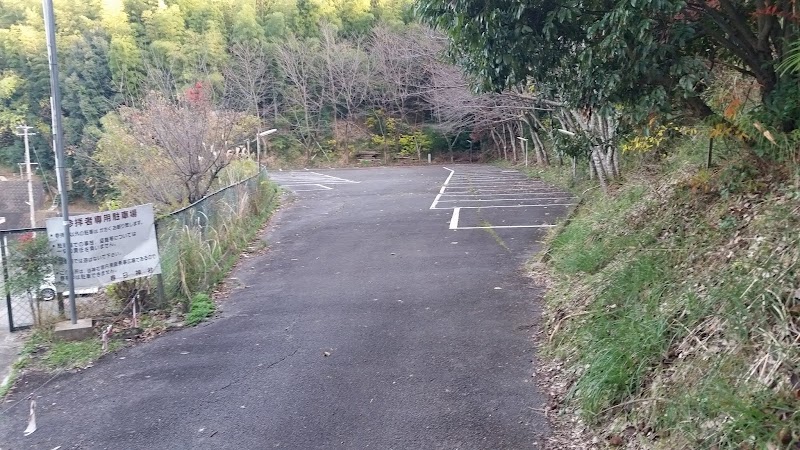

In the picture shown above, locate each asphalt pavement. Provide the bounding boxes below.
[0,165,571,449]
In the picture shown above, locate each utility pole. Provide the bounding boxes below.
[42,0,77,324]
[14,125,37,228]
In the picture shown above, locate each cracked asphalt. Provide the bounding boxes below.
[0,165,569,449]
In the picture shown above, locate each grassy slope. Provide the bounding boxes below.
[535,136,799,449]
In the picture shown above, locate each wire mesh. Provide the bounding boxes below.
[152,168,276,306]
[1,229,52,331]
[1,168,276,331]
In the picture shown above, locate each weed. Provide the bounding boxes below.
[539,132,800,449]
[570,255,671,416]
[548,185,647,275]
[40,339,122,370]
[21,328,54,356]
[478,220,511,252]
[185,293,215,326]
[549,222,610,274]
[159,176,279,305]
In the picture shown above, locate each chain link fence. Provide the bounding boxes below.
[1,168,277,331]
[156,168,276,306]
[1,229,47,331]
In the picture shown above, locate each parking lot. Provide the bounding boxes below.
[429,166,577,230]
[0,165,576,449]
[267,170,359,192]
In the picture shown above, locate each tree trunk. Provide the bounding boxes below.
[448,131,461,163]
[508,124,517,163]
[490,128,502,160]
[532,131,548,166]
[590,148,609,193]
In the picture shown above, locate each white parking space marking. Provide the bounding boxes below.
[437,197,574,203]
[449,207,461,229]
[444,186,557,192]
[431,167,576,230]
[307,171,360,184]
[448,204,576,209]
[439,191,569,197]
[429,167,455,209]
[270,171,358,192]
[284,184,333,192]
[454,224,556,229]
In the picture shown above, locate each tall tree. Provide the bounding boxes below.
[276,35,327,159]
[417,0,800,129]
[320,23,371,161]
[97,80,251,207]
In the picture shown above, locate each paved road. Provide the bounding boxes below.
[0,165,570,449]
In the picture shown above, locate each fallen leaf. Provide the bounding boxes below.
[23,400,36,436]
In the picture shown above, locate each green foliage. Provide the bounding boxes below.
[542,135,800,448]
[42,339,114,370]
[6,233,60,298]
[397,130,431,157]
[158,173,279,304]
[777,40,800,76]
[185,292,215,326]
[549,186,646,274]
[549,223,608,274]
[572,255,670,416]
[417,0,799,124]
[756,77,800,132]
[422,126,449,154]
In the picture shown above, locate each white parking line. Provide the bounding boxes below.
[433,203,577,210]
[447,184,554,191]
[449,207,461,229]
[444,187,559,193]
[285,184,333,191]
[431,167,573,230]
[307,171,360,183]
[447,178,545,182]
[455,224,557,229]
[440,167,455,193]
[438,191,569,197]
[437,197,575,203]
[430,167,455,209]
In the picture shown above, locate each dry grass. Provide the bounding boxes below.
[535,136,800,449]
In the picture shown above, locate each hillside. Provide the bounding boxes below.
[534,135,799,449]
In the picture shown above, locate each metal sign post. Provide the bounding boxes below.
[517,136,529,167]
[42,0,77,323]
[257,129,277,168]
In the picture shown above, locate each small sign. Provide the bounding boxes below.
[46,203,162,289]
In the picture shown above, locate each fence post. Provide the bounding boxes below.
[1,234,15,332]
[153,222,167,308]
[57,292,65,318]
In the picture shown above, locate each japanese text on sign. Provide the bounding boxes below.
[46,203,162,289]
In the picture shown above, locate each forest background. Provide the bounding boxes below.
[0,0,500,210]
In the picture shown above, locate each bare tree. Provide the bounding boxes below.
[96,62,254,209]
[320,24,373,162]
[276,35,327,161]
[224,41,275,124]
[370,25,441,121]
[121,87,246,203]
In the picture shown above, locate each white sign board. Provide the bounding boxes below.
[46,203,162,289]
